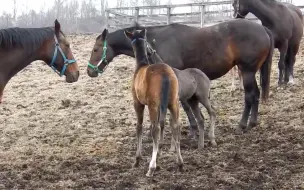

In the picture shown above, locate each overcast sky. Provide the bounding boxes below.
[0,0,303,15]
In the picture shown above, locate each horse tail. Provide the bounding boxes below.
[260,27,274,102]
[159,74,170,123]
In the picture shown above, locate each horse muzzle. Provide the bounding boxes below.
[65,71,79,83]
[87,68,99,78]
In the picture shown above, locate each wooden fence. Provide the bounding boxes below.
[105,0,301,31]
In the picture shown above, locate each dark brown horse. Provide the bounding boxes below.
[233,0,303,85]
[124,29,183,177]
[0,20,79,103]
[87,19,274,133]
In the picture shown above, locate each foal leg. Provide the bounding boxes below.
[237,72,256,134]
[278,41,288,86]
[230,66,237,93]
[188,98,205,150]
[197,96,217,147]
[159,107,167,154]
[133,101,145,168]
[146,106,161,177]
[181,101,198,139]
[169,103,183,170]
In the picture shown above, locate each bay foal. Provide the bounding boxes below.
[124,29,183,177]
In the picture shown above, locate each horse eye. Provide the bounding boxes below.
[93,48,98,52]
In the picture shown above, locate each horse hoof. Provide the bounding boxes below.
[198,143,204,150]
[178,164,184,172]
[146,168,155,177]
[169,147,176,152]
[132,157,141,168]
[210,140,217,147]
[248,121,257,128]
[235,126,244,135]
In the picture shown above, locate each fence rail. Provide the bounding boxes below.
[105,1,302,31]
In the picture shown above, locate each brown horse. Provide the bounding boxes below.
[124,29,183,177]
[233,0,303,86]
[87,19,274,133]
[0,20,79,103]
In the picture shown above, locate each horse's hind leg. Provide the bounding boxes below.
[168,103,183,170]
[196,95,217,147]
[285,44,299,85]
[237,72,256,134]
[159,106,167,154]
[146,105,161,177]
[248,78,260,130]
[278,40,288,86]
[188,98,205,149]
[133,100,145,168]
[181,101,198,139]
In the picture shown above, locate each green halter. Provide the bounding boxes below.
[88,40,108,73]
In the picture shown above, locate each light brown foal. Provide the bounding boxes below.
[125,29,183,177]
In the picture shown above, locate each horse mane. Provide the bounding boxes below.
[0,27,55,53]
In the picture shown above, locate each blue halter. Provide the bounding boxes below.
[131,38,145,44]
[49,35,76,77]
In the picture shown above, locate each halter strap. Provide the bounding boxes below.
[50,35,76,77]
[88,40,108,74]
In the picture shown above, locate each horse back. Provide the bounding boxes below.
[132,63,178,106]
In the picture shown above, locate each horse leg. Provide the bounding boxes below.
[133,100,145,168]
[278,41,288,86]
[237,67,244,91]
[197,96,217,147]
[236,72,256,134]
[286,44,299,85]
[181,101,198,139]
[168,102,183,171]
[159,105,167,154]
[146,105,161,177]
[247,78,260,131]
[188,98,205,150]
[230,66,237,93]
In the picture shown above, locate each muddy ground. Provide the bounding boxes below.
[0,34,304,190]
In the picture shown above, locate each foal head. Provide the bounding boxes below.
[41,19,79,83]
[232,0,250,19]
[124,29,149,65]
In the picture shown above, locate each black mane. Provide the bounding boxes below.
[0,27,55,53]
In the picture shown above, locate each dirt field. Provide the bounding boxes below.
[0,34,304,190]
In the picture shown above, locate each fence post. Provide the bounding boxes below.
[105,10,110,29]
[167,6,171,25]
[200,5,205,28]
[135,7,139,22]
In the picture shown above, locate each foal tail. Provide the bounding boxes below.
[260,27,274,102]
[159,74,170,123]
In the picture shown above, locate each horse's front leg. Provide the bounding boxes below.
[237,72,256,134]
[181,101,198,139]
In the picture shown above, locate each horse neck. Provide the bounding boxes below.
[109,30,134,57]
[0,48,40,81]
[247,0,277,26]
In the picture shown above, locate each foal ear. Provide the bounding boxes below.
[139,29,147,38]
[124,30,133,40]
[54,19,61,36]
[101,29,108,40]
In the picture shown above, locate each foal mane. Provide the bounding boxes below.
[0,27,57,53]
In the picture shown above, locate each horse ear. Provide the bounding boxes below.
[139,29,147,38]
[124,30,133,40]
[54,19,61,35]
[101,29,108,40]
